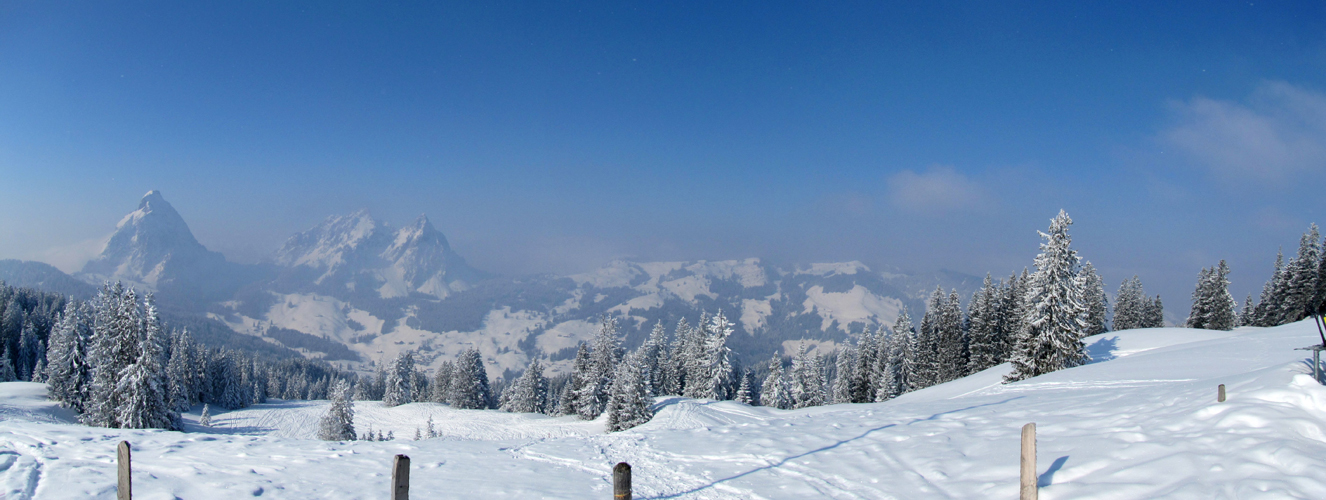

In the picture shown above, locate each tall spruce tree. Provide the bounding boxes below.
[500,357,549,414]
[937,289,967,383]
[893,309,918,395]
[790,344,826,408]
[449,348,491,410]
[1080,262,1109,336]
[576,316,622,418]
[760,356,791,409]
[1006,210,1089,382]
[382,350,415,407]
[831,347,856,404]
[317,379,356,441]
[605,353,653,432]
[1280,225,1321,323]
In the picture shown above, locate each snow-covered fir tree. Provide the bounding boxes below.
[760,355,792,409]
[1006,210,1089,383]
[317,379,356,441]
[382,350,415,407]
[1187,260,1236,331]
[791,344,826,408]
[1080,262,1109,336]
[449,348,491,410]
[46,302,93,413]
[114,293,179,430]
[576,316,622,419]
[1279,224,1321,323]
[0,346,15,382]
[499,357,549,414]
[199,404,211,427]
[937,289,967,383]
[735,368,756,405]
[605,352,654,432]
[966,275,998,373]
[911,287,945,389]
[1113,276,1146,331]
[430,360,454,403]
[640,321,670,397]
[831,346,856,404]
[1144,295,1165,328]
[558,343,592,416]
[694,311,735,400]
[892,309,918,396]
[1251,249,1286,327]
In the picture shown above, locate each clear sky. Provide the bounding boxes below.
[1,1,1324,313]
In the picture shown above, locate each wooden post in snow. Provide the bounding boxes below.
[117,441,131,500]
[1218,384,1226,403]
[1020,423,1036,500]
[613,462,632,500]
[391,454,410,500]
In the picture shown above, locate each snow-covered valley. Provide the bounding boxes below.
[5,321,1326,499]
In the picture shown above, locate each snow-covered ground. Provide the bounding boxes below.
[6,321,1326,498]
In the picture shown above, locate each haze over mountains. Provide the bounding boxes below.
[0,191,980,378]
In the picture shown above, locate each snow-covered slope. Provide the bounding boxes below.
[6,321,1326,499]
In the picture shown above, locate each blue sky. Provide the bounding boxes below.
[1,1,1324,312]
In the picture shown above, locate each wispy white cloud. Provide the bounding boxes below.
[886,165,985,213]
[1163,81,1326,183]
[33,234,109,274]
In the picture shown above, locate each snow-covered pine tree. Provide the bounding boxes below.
[698,311,735,400]
[893,309,918,396]
[605,352,654,432]
[760,356,791,409]
[317,379,356,441]
[426,415,437,438]
[382,350,415,407]
[199,404,211,427]
[1006,210,1089,383]
[165,329,198,411]
[681,312,710,398]
[1238,293,1255,327]
[1080,262,1109,336]
[735,368,755,405]
[966,275,996,373]
[1113,276,1142,331]
[576,315,622,418]
[641,321,670,397]
[658,318,690,396]
[18,320,38,381]
[1280,225,1322,323]
[937,289,967,383]
[85,283,145,428]
[115,293,177,430]
[847,326,873,403]
[1252,250,1285,326]
[430,360,454,403]
[1186,267,1214,329]
[46,301,94,412]
[449,348,491,410]
[1144,295,1165,328]
[791,344,826,408]
[559,343,592,416]
[831,346,856,404]
[0,346,15,382]
[500,357,549,414]
[911,287,945,389]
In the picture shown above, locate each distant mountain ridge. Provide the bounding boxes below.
[12,191,982,379]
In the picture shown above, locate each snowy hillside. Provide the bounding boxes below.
[6,320,1326,498]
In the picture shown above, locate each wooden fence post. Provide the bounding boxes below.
[117,441,131,500]
[392,454,410,500]
[1218,384,1226,403]
[1020,423,1036,500]
[613,462,631,500]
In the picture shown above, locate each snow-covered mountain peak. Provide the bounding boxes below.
[273,211,388,270]
[80,190,223,289]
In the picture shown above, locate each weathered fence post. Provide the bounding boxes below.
[117,441,131,500]
[613,462,631,500]
[1020,423,1036,500]
[392,454,410,500]
[1218,384,1226,403]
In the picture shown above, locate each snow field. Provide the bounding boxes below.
[5,320,1326,498]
